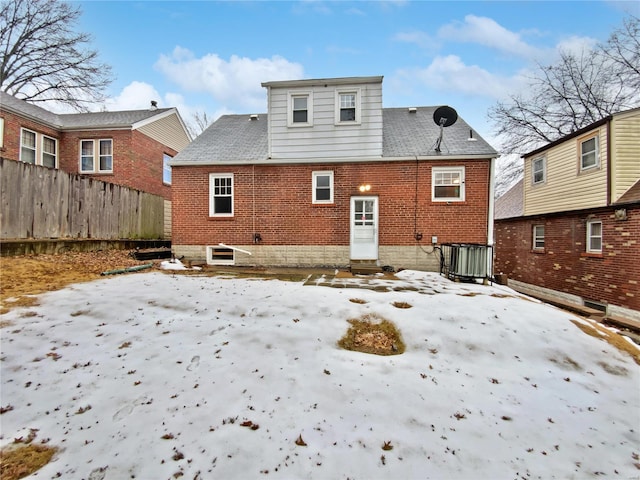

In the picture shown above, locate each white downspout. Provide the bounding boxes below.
[487,157,496,277]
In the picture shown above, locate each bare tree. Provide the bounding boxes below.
[490,14,640,195]
[1,0,112,111]
[187,110,213,139]
[600,14,640,91]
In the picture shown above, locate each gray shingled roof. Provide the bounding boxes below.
[0,91,173,129]
[59,108,174,129]
[494,179,524,219]
[383,107,496,157]
[173,106,497,165]
[175,114,268,162]
[0,91,62,127]
[616,179,640,205]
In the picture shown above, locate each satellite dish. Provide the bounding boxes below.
[432,106,458,152]
[433,106,458,127]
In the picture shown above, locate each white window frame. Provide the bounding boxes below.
[163,153,172,185]
[312,171,334,204]
[80,139,113,173]
[580,135,599,171]
[533,224,545,250]
[334,88,361,125]
[20,128,37,164]
[0,118,4,149]
[586,219,602,253]
[287,91,313,127]
[209,173,234,217]
[42,135,57,169]
[432,166,465,202]
[532,156,545,185]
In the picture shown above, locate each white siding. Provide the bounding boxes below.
[524,125,608,215]
[267,81,383,159]
[137,113,191,152]
[610,109,640,202]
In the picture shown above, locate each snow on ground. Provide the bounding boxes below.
[1,270,638,480]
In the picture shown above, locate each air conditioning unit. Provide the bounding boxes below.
[441,243,492,281]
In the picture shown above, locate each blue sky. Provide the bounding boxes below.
[75,0,637,144]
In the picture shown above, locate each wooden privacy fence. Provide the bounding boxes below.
[0,158,164,240]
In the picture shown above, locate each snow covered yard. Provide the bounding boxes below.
[1,270,638,479]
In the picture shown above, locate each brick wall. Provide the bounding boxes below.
[0,110,60,160]
[172,160,490,259]
[1,111,175,200]
[60,130,175,200]
[494,205,639,311]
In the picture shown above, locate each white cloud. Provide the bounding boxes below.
[438,15,541,58]
[395,55,521,99]
[154,47,304,111]
[103,81,162,110]
[554,35,597,56]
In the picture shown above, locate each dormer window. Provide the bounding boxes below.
[293,96,308,123]
[339,94,356,121]
[288,92,313,127]
[335,89,361,124]
[532,156,546,184]
[580,135,599,171]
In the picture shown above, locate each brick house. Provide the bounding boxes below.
[494,108,640,318]
[0,92,191,236]
[171,76,498,272]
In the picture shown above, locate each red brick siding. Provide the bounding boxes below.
[172,160,490,248]
[1,111,175,200]
[494,206,640,311]
[0,110,60,162]
[60,130,174,200]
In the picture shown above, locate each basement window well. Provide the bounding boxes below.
[207,246,235,266]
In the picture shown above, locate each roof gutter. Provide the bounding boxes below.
[170,154,498,167]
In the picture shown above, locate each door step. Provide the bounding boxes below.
[350,261,383,275]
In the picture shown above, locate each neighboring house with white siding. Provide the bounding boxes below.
[494,107,640,318]
[171,76,499,272]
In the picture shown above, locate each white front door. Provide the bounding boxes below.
[350,196,378,260]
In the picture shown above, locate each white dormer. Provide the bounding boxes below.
[261,76,383,160]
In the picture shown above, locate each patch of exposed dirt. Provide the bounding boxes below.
[0,251,156,316]
[0,444,58,480]
[338,313,405,356]
[571,319,640,365]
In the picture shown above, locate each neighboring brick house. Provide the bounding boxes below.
[171,76,498,271]
[0,92,191,237]
[494,108,640,318]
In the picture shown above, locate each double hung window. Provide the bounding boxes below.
[432,166,465,201]
[288,92,313,126]
[532,157,545,184]
[20,129,36,164]
[586,220,602,253]
[210,174,234,217]
[580,135,599,171]
[80,139,113,173]
[533,225,545,250]
[42,136,57,168]
[335,89,360,124]
[19,128,57,168]
[312,171,334,204]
